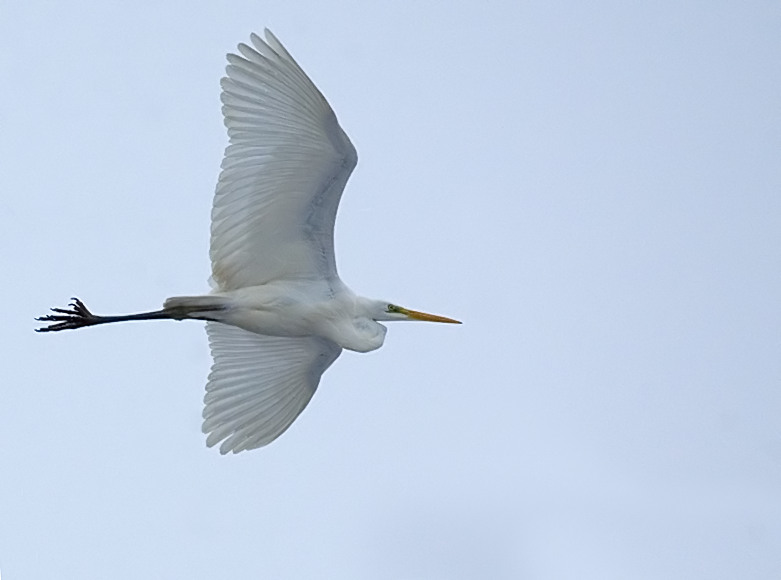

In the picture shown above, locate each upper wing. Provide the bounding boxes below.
[202,321,342,454]
[211,30,358,290]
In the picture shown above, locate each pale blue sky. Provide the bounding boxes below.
[1,2,780,579]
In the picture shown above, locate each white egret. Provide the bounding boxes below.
[37,30,460,454]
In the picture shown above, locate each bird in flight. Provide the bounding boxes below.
[37,30,460,454]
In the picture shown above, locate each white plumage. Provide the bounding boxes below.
[203,322,341,454]
[211,31,357,290]
[37,30,459,454]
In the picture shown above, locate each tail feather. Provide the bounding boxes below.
[163,295,232,319]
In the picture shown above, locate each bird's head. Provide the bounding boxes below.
[374,302,461,324]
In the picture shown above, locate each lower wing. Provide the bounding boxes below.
[202,321,341,454]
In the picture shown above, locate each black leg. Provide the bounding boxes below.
[36,298,103,332]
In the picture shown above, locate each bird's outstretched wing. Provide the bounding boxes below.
[211,30,358,290]
[203,321,342,454]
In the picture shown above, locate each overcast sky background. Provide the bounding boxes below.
[1,2,780,579]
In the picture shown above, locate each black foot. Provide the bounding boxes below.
[36,298,100,332]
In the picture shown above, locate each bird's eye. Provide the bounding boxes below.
[387,304,397,312]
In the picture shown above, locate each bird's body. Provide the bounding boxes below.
[37,30,459,453]
[165,280,389,353]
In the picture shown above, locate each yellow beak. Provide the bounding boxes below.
[401,307,462,324]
